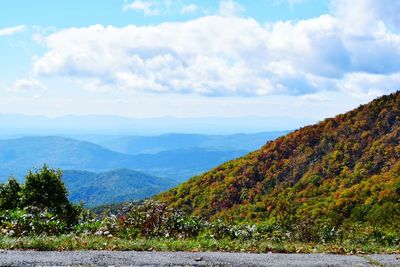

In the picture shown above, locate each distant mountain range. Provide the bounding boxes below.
[0,136,245,182]
[0,131,287,206]
[0,114,309,135]
[0,132,288,182]
[0,136,130,179]
[63,169,176,207]
[86,132,288,155]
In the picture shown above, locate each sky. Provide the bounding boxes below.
[0,0,399,122]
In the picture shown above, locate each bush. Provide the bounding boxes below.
[366,202,400,228]
[123,200,201,238]
[0,178,22,210]
[0,165,81,235]
[0,207,68,237]
[23,166,67,211]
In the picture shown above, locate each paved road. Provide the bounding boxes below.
[0,250,399,266]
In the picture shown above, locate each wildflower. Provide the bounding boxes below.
[95,230,103,236]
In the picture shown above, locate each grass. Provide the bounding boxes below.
[0,235,398,254]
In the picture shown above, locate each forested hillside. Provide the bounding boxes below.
[63,169,176,207]
[158,92,400,230]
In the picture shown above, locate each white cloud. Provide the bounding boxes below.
[0,25,26,36]
[332,0,400,34]
[8,79,46,92]
[338,72,400,98]
[219,0,245,17]
[123,0,160,16]
[32,0,400,97]
[180,4,199,15]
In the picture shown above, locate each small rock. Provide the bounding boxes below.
[194,257,203,261]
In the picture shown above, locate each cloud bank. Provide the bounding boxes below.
[33,0,400,97]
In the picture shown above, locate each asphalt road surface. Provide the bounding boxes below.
[0,250,399,266]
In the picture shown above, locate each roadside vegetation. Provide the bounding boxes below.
[0,166,398,253]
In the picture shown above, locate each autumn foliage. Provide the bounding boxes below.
[157,91,400,236]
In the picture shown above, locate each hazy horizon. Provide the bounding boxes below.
[0,113,308,135]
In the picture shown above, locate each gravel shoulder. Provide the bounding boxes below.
[0,250,399,266]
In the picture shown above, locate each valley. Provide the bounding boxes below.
[0,132,286,206]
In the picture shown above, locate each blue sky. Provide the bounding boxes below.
[1,0,330,27]
[0,0,399,123]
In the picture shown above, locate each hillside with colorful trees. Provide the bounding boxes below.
[157,91,400,237]
[0,92,399,251]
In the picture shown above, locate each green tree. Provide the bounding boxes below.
[0,177,22,210]
[22,165,80,226]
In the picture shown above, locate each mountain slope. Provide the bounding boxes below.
[157,92,400,226]
[62,169,176,207]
